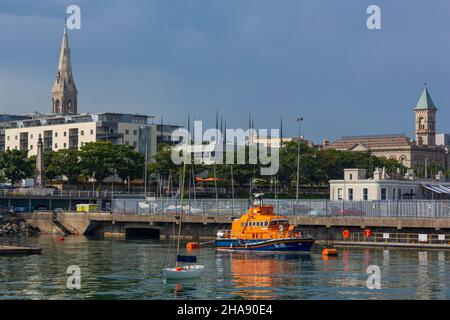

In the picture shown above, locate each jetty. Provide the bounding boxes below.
[0,246,42,255]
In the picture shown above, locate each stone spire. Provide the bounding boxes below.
[51,25,78,114]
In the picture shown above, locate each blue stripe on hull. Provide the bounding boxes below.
[215,239,314,252]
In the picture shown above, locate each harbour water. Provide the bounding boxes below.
[0,235,448,300]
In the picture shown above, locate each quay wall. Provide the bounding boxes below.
[19,212,450,241]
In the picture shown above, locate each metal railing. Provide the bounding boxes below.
[111,198,450,218]
[0,189,158,199]
[344,232,449,245]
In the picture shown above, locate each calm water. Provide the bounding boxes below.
[0,235,448,300]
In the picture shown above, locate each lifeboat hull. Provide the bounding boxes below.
[215,238,314,252]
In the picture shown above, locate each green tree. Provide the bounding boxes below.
[79,142,118,184]
[114,145,145,187]
[49,149,82,184]
[0,149,34,185]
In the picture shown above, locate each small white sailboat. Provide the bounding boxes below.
[162,143,204,281]
[162,264,205,280]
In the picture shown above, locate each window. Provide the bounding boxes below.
[81,130,84,136]
[392,188,396,200]
[348,188,353,200]
[349,174,353,180]
[398,189,402,200]
[133,142,137,148]
[337,188,343,200]
[125,129,130,135]
[55,132,58,138]
[381,188,387,200]
[90,130,94,135]
[63,143,67,148]
[30,145,33,150]
[30,134,33,139]
[133,130,138,135]
[55,143,58,148]
[7,136,9,141]
[15,136,17,141]
[64,132,67,137]
[363,188,368,201]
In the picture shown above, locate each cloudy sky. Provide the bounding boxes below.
[1,0,450,142]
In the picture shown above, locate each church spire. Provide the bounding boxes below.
[51,25,78,114]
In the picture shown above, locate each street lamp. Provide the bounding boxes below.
[296,117,303,200]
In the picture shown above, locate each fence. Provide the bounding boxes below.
[344,232,449,245]
[0,189,156,199]
[111,198,450,218]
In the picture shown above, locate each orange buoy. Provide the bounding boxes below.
[342,229,350,239]
[322,248,338,256]
[186,242,200,250]
[364,229,372,238]
[175,267,184,272]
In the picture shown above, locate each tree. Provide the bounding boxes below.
[49,149,82,184]
[79,142,118,184]
[0,149,34,185]
[114,145,145,187]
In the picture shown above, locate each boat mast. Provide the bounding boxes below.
[176,146,187,266]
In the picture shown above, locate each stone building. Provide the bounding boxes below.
[329,168,450,201]
[325,87,448,171]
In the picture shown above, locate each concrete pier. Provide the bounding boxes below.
[18,212,450,242]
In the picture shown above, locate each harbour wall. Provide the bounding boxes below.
[19,212,450,241]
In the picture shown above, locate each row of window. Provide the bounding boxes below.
[124,129,138,136]
[241,221,269,227]
[337,187,415,200]
[7,130,95,141]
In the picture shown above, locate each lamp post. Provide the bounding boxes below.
[296,117,303,200]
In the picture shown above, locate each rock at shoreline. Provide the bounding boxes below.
[0,220,40,236]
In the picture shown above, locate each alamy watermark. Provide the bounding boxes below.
[66,5,81,30]
[66,265,81,290]
[171,121,280,176]
[367,5,381,30]
[366,265,381,290]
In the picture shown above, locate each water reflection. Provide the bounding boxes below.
[416,251,431,299]
[1,236,450,300]
[227,253,311,300]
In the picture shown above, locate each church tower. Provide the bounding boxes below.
[51,26,78,114]
[415,85,437,146]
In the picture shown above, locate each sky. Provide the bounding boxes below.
[1,0,450,143]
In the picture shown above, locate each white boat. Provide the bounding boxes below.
[162,265,205,280]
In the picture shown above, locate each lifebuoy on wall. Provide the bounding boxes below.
[342,229,350,239]
[364,229,372,238]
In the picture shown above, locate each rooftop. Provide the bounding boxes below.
[415,87,437,110]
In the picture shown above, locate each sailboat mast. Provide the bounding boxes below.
[176,147,187,265]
